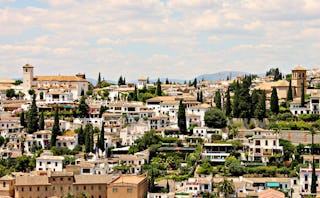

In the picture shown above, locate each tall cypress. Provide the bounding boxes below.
[287,80,293,101]
[85,124,94,153]
[225,87,231,117]
[96,72,102,88]
[199,91,203,103]
[301,82,305,107]
[254,91,266,120]
[232,81,240,118]
[271,87,279,114]
[78,96,89,118]
[156,78,162,96]
[214,90,221,109]
[50,107,60,147]
[20,111,26,128]
[78,126,84,145]
[239,77,252,119]
[178,100,187,134]
[99,122,105,152]
[39,111,45,130]
[27,94,39,134]
[133,85,138,101]
[193,78,197,88]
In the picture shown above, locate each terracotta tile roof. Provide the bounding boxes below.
[258,188,285,198]
[15,175,50,186]
[23,63,34,68]
[74,175,114,184]
[110,174,147,185]
[293,65,307,71]
[34,75,87,82]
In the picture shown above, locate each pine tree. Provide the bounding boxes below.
[178,100,187,134]
[271,87,279,114]
[99,122,105,153]
[214,90,221,109]
[20,111,26,128]
[96,72,102,88]
[301,82,305,107]
[232,81,240,118]
[50,107,60,147]
[39,111,45,130]
[225,87,231,117]
[27,94,39,134]
[156,78,162,96]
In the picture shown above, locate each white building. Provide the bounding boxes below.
[186,104,211,127]
[202,143,233,163]
[299,168,320,195]
[36,151,64,172]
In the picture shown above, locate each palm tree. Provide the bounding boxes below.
[218,177,235,198]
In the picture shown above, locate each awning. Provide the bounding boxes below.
[266,182,279,187]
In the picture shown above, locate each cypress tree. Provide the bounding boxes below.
[20,111,26,128]
[287,80,293,101]
[199,91,203,103]
[254,91,266,120]
[214,90,221,109]
[193,78,197,88]
[96,72,102,88]
[271,87,279,114]
[27,94,39,134]
[238,77,252,119]
[39,111,45,130]
[133,85,138,101]
[225,87,231,117]
[85,124,94,153]
[156,78,162,96]
[50,107,60,147]
[178,100,187,134]
[78,96,89,118]
[301,82,305,107]
[165,78,169,84]
[99,122,105,152]
[78,126,84,145]
[232,81,240,118]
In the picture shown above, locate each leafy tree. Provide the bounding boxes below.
[50,107,60,147]
[197,161,213,175]
[26,94,39,134]
[20,111,26,128]
[214,90,221,109]
[178,100,187,133]
[28,89,35,96]
[5,89,15,98]
[99,105,108,118]
[287,80,293,101]
[39,111,45,130]
[218,177,235,198]
[13,80,23,85]
[225,87,231,117]
[225,156,246,176]
[78,96,89,118]
[204,108,227,128]
[156,78,162,96]
[271,87,279,114]
[301,82,305,107]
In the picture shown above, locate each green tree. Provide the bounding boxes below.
[5,89,15,98]
[204,108,227,128]
[254,91,266,120]
[309,127,319,194]
[78,96,89,118]
[84,124,94,153]
[232,81,240,117]
[225,156,246,176]
[271,87,279,114]
[218,177,235,198]
[76,126,85,145]
[50,107,60,147]
[287,80,293,101]
[238,77,252,119]
[214,90,221,109]
[39,111,45,130]
[133,85,138,101]
[20,111,26,128]
[98,122,105,153]
[13,79,23,85]
[178,100,187,133]
[118,75,123,86]
[165,78,169,84]
[27,94,39,133]
[225,87,231,117]
[96,72,102,88]
[301,82,305,107]
[156,78,162,96]
[193,78,197,88]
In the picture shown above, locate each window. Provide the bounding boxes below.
[76,186,79,191]
[84,186,86,190]
[22,187,24,191]
[60,178,63,181]
[113,188,118,192]
[305,175,308,181]
[37,187,40,191]
[127,188,132,193]
[29,187,32,191]
[265,140,268,146]
[52,187,55,191]
[45,187,47,191]
[60,186,63,191]
[3,182,6,187]
[55,162,58,167]
[47,162,51,165]
[91,186,94,190]
[40,162,42,166]
[99,186,101,190]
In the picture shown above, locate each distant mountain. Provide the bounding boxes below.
[196,71,251,82]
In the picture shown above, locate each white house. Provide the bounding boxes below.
[36,151,64,172]
[299,168,320,195]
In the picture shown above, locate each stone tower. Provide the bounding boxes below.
[291,66,307,97]
[22,63,34,94]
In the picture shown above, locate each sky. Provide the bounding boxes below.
[0,0,320,81]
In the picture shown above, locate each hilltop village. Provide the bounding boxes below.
[0,64,320,198]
